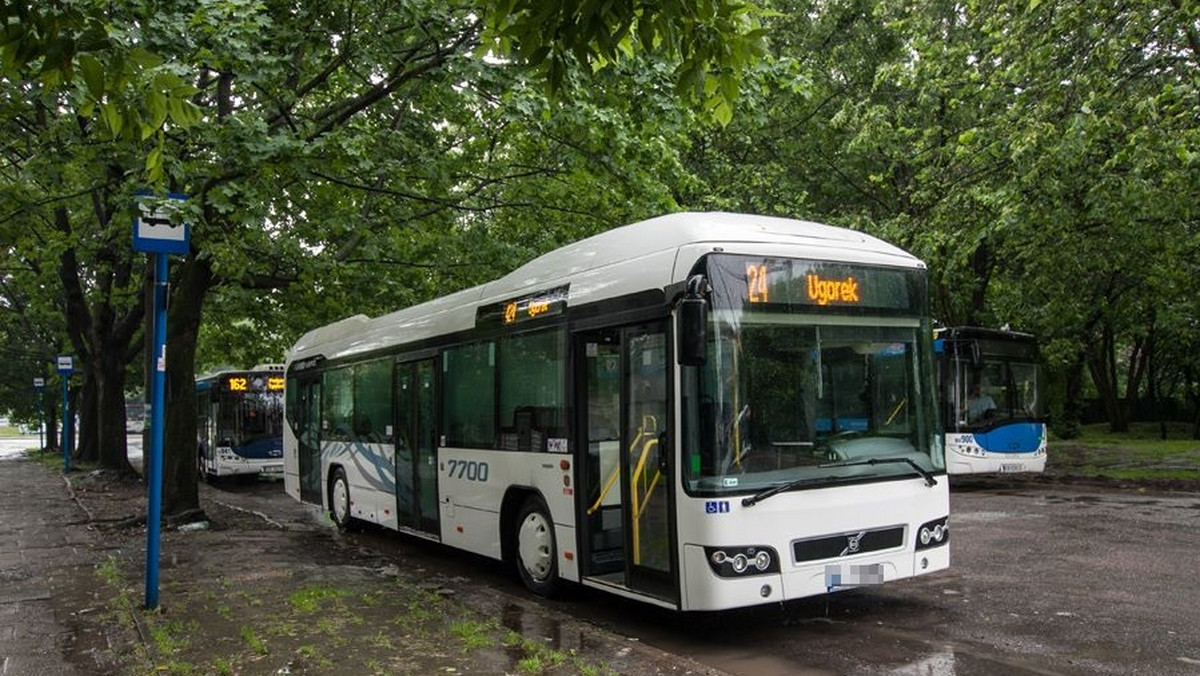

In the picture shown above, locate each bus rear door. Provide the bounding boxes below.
[395,358,440,535]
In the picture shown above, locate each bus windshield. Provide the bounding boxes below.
[947,352,1042,431]
[682,255,942,495]
[217,390,284,447]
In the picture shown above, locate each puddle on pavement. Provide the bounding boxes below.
[889,649,1051,675]
[501,602,577,649]
[950,510,1014,523]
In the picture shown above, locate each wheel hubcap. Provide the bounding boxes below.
[518,511,552,581]
[333,479,348,522]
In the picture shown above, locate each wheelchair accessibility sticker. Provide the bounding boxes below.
[705,500,731,514]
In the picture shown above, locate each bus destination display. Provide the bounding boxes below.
[226,375,286,392]
[711,255,917,312]
[477,285,569,328]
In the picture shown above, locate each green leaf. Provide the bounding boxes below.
[130,48,164,69]
[713,99,733,127]
[146,145,162,173]
[100,102,123,137]
[147,90,168,130]
[78,54,104,98]
[167,97,196,129]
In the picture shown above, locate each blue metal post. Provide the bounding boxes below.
[37,389,44,452]
[61,376,70,472]
[145,252,168,610]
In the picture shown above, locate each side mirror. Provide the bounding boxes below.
[677,275,708,366]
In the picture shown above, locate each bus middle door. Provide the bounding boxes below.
[578,322,676,602]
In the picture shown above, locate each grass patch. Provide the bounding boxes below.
[1048,422,1200,481]
[95,556,123,587]
[27,448,97,472]
[288,584,351,613]
[450,618,497,651]
[239,626,268,655]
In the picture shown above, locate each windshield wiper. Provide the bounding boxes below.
[742,475,835,507]
[819,457,938,487]
[740,457,938,508]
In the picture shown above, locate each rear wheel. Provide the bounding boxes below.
[328,467,358,531]
[515,495,559,596]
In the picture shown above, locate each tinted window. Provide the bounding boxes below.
[498,329,566,452]
[443,342,495,447]
[354,359,392,442]
[323,366,354,440]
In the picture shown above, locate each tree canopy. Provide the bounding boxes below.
[1,0,1197,518]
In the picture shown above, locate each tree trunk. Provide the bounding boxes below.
[1193,399,1200,441]
[45,391,59,452]
[97,338,134,474]
[1086,325,1126,432]
[1055,354,1088,439]
[163,256,214,517]
[75,368,99,462]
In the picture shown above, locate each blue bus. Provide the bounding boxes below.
[935,327,1046,474]
[197,365,286,480]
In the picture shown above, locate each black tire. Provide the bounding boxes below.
[514,495,559,596]
[328,467,359,531]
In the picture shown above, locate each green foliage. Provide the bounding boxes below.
[477,0,768,124]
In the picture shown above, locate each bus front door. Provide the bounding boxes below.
[296,378,322,504]
[578,323,676,602]
[395,358,440,535]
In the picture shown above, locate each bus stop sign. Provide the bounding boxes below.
[132,192,190,254]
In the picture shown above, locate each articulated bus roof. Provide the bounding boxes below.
[288,212,924,364]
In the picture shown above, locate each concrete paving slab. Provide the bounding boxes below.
[0,459,99,676]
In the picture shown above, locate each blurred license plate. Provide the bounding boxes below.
[825,563,883,589]
[1000,463,1023,473]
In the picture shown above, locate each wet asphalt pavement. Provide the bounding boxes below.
[203,478,1200,675]
[6,431,1194,676]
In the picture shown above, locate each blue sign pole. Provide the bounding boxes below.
[145,252,168,610]
[134,191,188,612]
[60,381,69,470]
[61,378,69,471]
[34,378,44,452]
[56,358,73,472]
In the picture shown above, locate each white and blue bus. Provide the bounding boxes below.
[283,212,949,611]
[935,327,1047,474]
[197,366,286,480]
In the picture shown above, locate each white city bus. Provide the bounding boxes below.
[283,212,949,611]
[935,327,1047,474]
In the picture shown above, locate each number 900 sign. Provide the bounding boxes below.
[447,459,489,482]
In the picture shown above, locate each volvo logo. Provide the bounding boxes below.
[841,531,867,556]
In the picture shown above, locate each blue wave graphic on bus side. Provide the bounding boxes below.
[973,423,1043,454]
[231,436,284,460]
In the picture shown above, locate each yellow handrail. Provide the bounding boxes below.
[583,414,664,566]
[885,397,908,426]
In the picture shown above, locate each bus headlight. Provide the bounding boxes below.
[704,546,780,577]
[915,517,949,551]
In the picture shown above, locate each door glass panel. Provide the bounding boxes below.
[416,360,438,533]
[395,365,416,525]
[582,334,623,573]
[625,329,670,576]
[299,381,322,503]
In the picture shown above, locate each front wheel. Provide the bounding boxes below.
[328,467,359,532]
[515,496,559,597]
